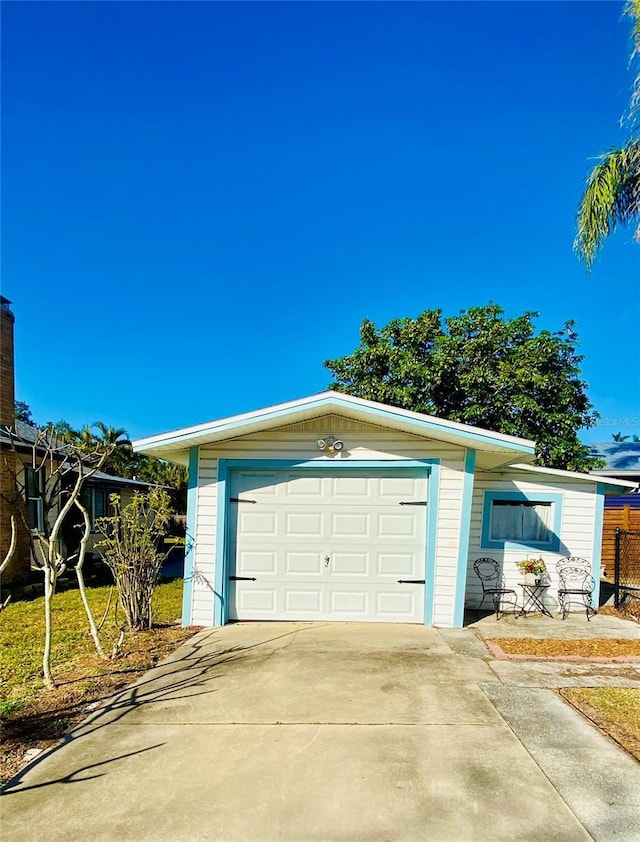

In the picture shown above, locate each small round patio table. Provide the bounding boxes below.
[517,583,553,618]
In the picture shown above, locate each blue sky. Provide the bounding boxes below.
[2,1,639,443]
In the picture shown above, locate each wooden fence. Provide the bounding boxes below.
[602,504,640,576]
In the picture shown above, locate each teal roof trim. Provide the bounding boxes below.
[134,392,536,458]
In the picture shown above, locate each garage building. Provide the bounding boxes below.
[133,392,634,627]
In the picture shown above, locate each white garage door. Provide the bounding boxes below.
[228,470,428,623]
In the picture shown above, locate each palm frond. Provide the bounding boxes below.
[574,140,640,269]
[624,0,640,126]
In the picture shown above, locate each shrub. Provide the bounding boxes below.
[96,489,172,630]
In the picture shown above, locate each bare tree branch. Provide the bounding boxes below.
[0,515,18,577]
[0,423,116,687]
[73,497,106,658]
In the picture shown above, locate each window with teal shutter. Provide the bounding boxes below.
[481,491,563,551]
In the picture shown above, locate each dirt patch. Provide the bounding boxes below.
[486,637,640,661]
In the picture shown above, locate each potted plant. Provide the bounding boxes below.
[516,557,549,586]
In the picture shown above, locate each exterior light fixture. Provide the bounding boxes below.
[316,436,344,453]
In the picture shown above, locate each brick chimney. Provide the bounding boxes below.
[0,297,15,427]
[0,297,31,586]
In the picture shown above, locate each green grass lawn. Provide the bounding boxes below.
[0,577,197,782]
[561,688,640,762]
[1,578,184,705]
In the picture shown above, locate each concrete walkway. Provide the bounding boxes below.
[2,621,640,842]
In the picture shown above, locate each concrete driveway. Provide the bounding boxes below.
[2,622,640,841]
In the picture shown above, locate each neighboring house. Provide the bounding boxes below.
[63,469,152,562]
[0,297,149,586]
[589,441,640,485]
[0,418,151,583]
[133,392,635,628]
[589,441,640,574]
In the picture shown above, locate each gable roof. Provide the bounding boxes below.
[588,441,640,476]
[85,470,151,489]
[133,391,536,467]
[507,463,638,493]
[0,419,44,446]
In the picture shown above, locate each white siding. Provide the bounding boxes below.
[187,417,467,628]
[465,470,599,611]
[432,457,465,626]
[191,455,217,626]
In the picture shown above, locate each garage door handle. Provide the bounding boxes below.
[397,579,425,584]
[230,576,257,581]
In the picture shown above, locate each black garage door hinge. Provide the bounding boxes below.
[230,576,257,581]
[399,501,427,506]
[229,497,257,504]
[397,579,426,584]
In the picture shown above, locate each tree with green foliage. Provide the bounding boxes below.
[15,406,187,513]
[98,442,187,512]
[133,457,187,513]
[89,422,135,478]
[324,304,602,472]
[575,1,640,268]
[83,424,187,512]
[14,400,34,425]
[92,422,130,447]
[44,419,74,437]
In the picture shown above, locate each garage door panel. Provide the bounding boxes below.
[330,589,368,616]
[377,552,419,577]
[329,475,370,500]
[281,475,324,499]
[376,590,418,618]
[330,552,368,576]
[235,545,327,579]
[284,588,322,614]
[235,547,424,580]
[233,472,279,498]
[235,549,277,574]
[234,586,276,615]
[285,512,324,537]
[377,512,423,538]
[331,512,371,538]
[285,551,323,575]
[378,476,423,499]
[237,511,278,537]
[229,469,428,623]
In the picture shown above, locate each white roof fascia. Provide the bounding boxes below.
[508,463,639,491]
[590,470,640,477]
[133,391,536,459]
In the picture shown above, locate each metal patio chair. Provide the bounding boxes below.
[556,557,597,621]
[473,557,518,620]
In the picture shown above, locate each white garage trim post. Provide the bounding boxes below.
[182,445,200,626]
[453,448,476,627]
[213,458,440,627]
[214,457,230,627]
[424,459,441,626]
